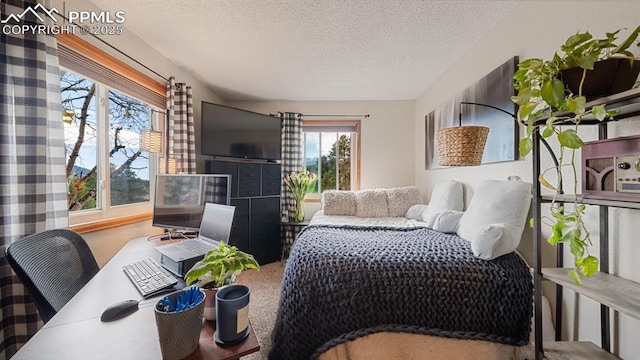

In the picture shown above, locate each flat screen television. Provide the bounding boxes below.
[152,174,231,232]
[201,102,282,161]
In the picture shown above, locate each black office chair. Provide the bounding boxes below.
[4,229,100,323]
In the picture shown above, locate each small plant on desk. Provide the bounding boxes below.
[184,242,259,320]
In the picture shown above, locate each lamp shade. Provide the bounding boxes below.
[167,157,178,174]
[437,126,489,166]
[159,156,179,174]
[140,130,162,153]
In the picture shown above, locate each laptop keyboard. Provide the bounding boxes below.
[181,239,216,253]
[123,258,179,298]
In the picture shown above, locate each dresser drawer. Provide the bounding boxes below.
[231,198,249,217]
[251,197,280,216]
[239,163,261,181]
[239,180,261,197]
[208,161,238,175]
[261,163,281,180]
[207,161,238,198]
[262,179,281,196]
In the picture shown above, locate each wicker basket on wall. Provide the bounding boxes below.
[437,126,489,166]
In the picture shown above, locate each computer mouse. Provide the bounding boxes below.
[100,299,139,322]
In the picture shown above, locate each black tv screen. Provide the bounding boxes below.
[152,174,231,231]
[201,102,282,161]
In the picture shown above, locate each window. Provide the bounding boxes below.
[57,34,166,229]
[302,120,361,199]
[62,70,158,211]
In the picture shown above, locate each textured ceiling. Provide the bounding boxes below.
[87,0,521,101]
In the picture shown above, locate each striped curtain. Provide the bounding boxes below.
[166,76,196,174]
[0,0,68,357]
[278,112,303,252]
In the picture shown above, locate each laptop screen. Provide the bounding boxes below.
[199,203,235,243]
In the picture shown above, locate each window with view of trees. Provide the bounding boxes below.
[61,70,156,215]
[56,34,166,230]
[302,121,360,196]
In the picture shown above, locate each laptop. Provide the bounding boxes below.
[156,202,236,276]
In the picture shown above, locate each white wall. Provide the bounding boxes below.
[227,100,416,216]
[414,1,640,357]
[52,0,226,260]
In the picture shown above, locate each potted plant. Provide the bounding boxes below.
[284,170,318,222]
[184,242,259,320]
[512,26,640,284]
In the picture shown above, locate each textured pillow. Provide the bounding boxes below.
[322,190,356,216]
[386,186,423,217]
[405,204,429,220]
[456,180,531,260]
[355,189,389,218]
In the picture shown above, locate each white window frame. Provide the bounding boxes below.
[57,34,167,231]
[62,70,161,226]
[302,120,361,201]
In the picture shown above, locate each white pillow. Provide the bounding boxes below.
[322,190,356,216]
[418,180,464,230]
[355,189,389,218]
[456,180,531,260]
[405,204,429,220]
[431,210,464,233]
[386,186,422,217]
[427,180,464,212]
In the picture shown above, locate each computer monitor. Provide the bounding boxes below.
[152,174,231,232]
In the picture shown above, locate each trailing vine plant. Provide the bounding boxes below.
[512,26,640,284]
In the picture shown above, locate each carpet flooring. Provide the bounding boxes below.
[235,261,286,359]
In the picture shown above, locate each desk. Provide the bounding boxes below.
[11,237,260,360]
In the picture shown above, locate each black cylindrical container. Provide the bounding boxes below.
[215,284,250,345]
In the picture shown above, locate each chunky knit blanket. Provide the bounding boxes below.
[269,225,533,360]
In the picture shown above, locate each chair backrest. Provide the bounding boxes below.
[4,229,100,323]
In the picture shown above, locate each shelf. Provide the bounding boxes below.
[531,85,640,360]
[540,194,640,211]
[542,268,640,321]
[542,341,620,360]
[533,87,640,126]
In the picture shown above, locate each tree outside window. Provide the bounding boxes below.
[61,70,153,213]
[303,123,359,195]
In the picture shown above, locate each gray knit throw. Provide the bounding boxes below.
[269,225,533,360]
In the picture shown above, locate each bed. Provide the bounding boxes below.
[269,181,536,360]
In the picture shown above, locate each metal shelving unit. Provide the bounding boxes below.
[531,87,640,360]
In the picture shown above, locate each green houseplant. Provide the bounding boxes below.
[184,242,259,320]
[284,170,318,222]
[512,26,640,284]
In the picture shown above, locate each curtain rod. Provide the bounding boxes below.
[58,12,169,82]
[302,114,370,118]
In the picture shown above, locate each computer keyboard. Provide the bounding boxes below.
[123,258,179,298]
[180,239,215,253]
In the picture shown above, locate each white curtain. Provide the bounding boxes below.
[0,0,68,357]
